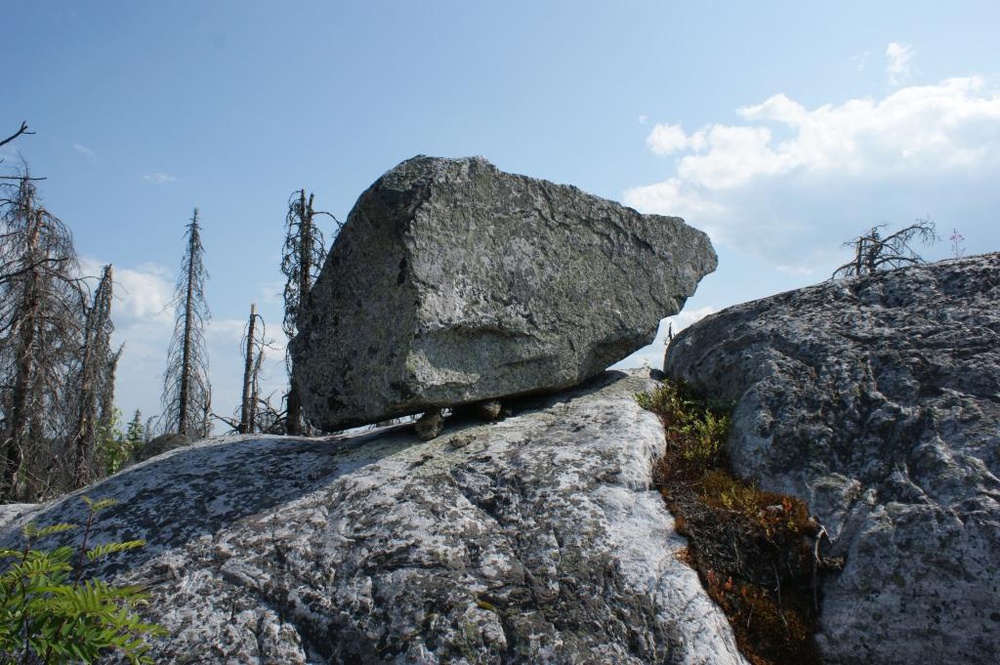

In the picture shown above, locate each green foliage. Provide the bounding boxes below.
[637,379,824,665]
[99,410,146,476]
[0,497,165,663]
[636,380,731,469]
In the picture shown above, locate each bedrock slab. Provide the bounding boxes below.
[0,372,747,664]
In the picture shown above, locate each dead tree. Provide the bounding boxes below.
[832,219,939,279]
[281,190,338,434]
[0,121,34,151]
[71,264,121,489]
[239,303,265,434]
[0,170,86,501]
[161,209,212,439]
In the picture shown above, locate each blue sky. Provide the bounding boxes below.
[4,1,1000,431]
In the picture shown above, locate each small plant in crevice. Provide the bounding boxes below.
[0,496,166,664]
[637,380,835,665]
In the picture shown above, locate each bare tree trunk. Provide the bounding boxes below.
[178,229,197,436]
[2,214,41,500]
[287,191,312,435]
[239,303,258,434]
[72,265,116,489]
[3,291,37,498]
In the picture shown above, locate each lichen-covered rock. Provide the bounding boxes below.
[291,156,716,431]
[665,254,1000,665]
[0,371,747,665]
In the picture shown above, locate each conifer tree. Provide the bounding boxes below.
[161,209,212,438]
[125,409,144,451]
[281,190,336,434]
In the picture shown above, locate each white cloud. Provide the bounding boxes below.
[207,318,249,344]
[630,77,1000,194]
[142,172,176,184]
[626,75,1000,274]
[76,258,174,324]
[74,143,98,163]
[624,177,727,227]
[638,114,649,125]
[613,307,716,371]
[886,42,916,86]
[75,259,294,433]
[646,123,707,155]
[114,263,175,324]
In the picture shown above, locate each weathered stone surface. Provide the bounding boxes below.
[291,156,716,431]
[1,371,747,665]
[665,254,1000,665]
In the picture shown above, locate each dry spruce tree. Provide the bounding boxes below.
[70,264,122,488]
[281,190,337,434]
[161,208,212,438]
[238,302,273,434]
[0,169,88,501]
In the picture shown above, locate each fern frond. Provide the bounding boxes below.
[0,497,165,662]
[87,539,147,562]
[81,496,119,514]
[22,522,76,540]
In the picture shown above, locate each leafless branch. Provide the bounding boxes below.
[0,121,34,149]
[832,218,939,279]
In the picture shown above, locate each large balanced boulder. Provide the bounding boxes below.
[0,372,747,664]
[291,156,716,431]
[665,254,1000,665]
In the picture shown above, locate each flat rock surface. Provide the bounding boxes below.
[1,371,747,665]
[292,156,716,431]
[665,254,1000,665]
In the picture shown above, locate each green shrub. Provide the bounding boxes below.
[0,497,165,664]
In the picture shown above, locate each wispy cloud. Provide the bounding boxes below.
[74,143,99,163]
[626,75,1000,276]
[142,172,176,184]
[852,51,871,73]
[885,42,916,86]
